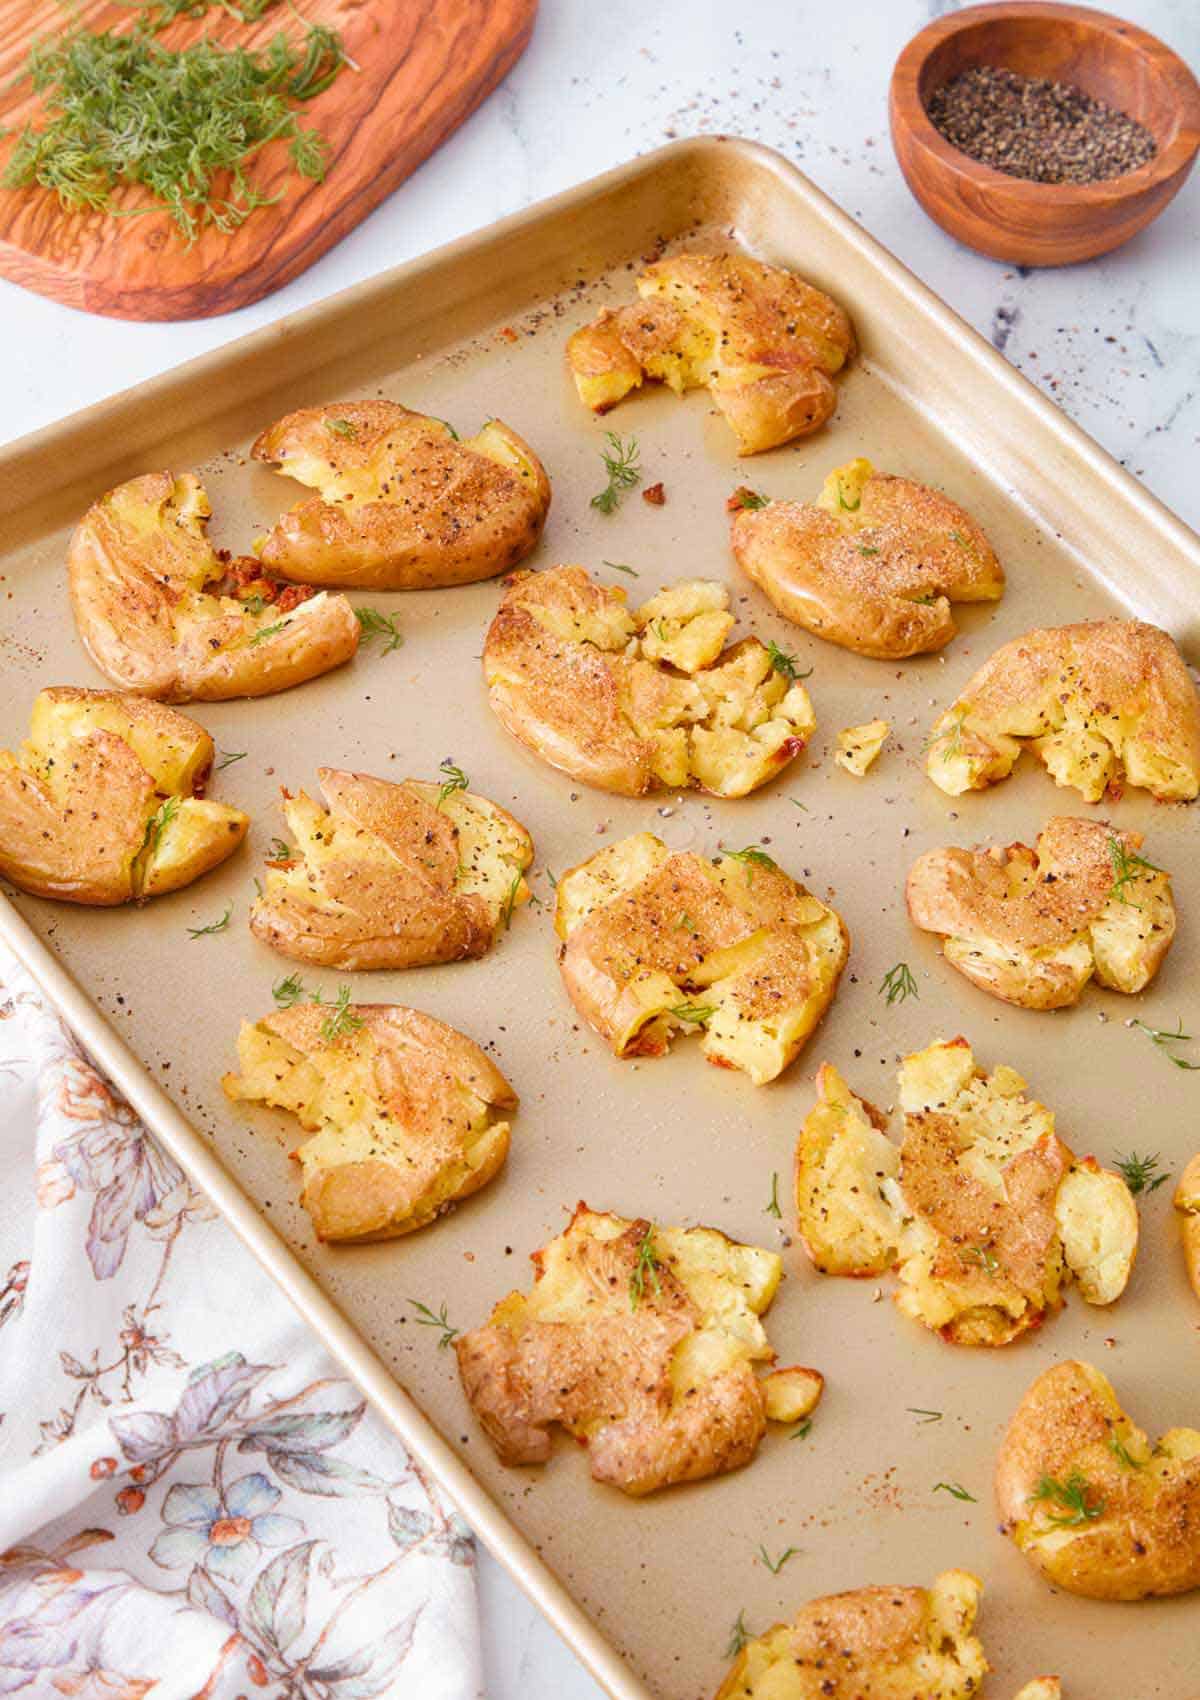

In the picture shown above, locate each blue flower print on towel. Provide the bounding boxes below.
[150,1472,301,1583]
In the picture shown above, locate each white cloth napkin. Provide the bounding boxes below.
[0,949,483,1700]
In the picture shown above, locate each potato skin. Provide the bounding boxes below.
[1175,1155,1200,1304]
[925,619,1200,801]
[252,401,551,589]
[248,767,533,971]
[567,252,854,454]
[731,459,1003,659]
[68,472,360,703]
[906,817,1175,1011]
[0,687,247,905]
[995,1360,1200,1600]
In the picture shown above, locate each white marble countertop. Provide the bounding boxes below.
[3,1,1197,1695]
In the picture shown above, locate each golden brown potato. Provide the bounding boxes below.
[0,687,247,905]
[484,566,816,798]
[1175,1155,1200,1303]
[835,718,890,776]
[713,1569,987,1700]
[222,1003,516,1242]
[68,472,360,703]
[567,252,854,454]
[555,834,848,1085]
[795,1039,1138,1345]
[248,767,533,970]
[996,1360,1200,1600]
[730,459,1004,658]
[924,620,1200,801]
[251,401,551,589]
[907,817,1176,1010]
[456,1203,817,1495]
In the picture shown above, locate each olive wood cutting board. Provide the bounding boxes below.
[0,0,536,321]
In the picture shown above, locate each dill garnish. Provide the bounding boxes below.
[436,759,469,808]
[667,1002,716,1025]
[267,837,293,861]
[933,1481,976,1502]
[1030,1472,1105,1527]
[765,1172,782,1218]
[1107,835,1163,906]
[1106,1432,1144,1471]
[602,560,639,576]
[499,873,522,929]
[319,985,362,1044]
[880,962,918,1005]
[141,795,180,855]
[249,619,287,646]
[718,846,777,881]
[4,17,347,243]
[725,1611,752,1658]
[960,1244,999,1276]
[908,1407,943,1423]
[353,607,403,652]
[186,904,231,939]
[765,640,812,682]
[732,488,770,510]
[215,749,246,770]
[271,971,307,1007]
[407,1298,458,1349]
[1114,1150,1170,1195]
[324,416,357,438]
[628,1225,662,1310]
[789,1418,813,1440]
[757,1543,799,1574]
[1130,1018,1200,1071]
[590,432,641,513]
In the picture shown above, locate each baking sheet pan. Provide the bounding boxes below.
[1,138,1199,1700]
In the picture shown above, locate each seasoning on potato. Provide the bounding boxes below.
[484,565,817,798]
[68,472,360,703]
[996,1359,1200,1600]
[456,1203,821,1495]
[222,1002,517,1243]
[731,459,1004,659]
[251,400,551,589]
[795,1038,1138,1346]
[923,619,1200,801]
[0,688,247,905]
[554,833,848,1085]
[248,766,533,971]
[566,251,854,455]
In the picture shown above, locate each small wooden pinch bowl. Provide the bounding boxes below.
[890,1,1200,266]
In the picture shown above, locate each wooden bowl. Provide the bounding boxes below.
[890,2,1200,266]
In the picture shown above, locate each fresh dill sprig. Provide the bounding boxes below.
[272,971,307,1007]
[628,1225,662,1310]
[765,1172,782,1218]
[756,1543,799,1574]
[141,795,180,855]
[319,985,363,1044]
[880,962,918,1005]
[1114,1150,1170,1196]
[590,432,641,513]
[324,416,357,438]
[215,749,247,770]
[602,560,639,576]
[354,607,403,652]
[932,1481,976,1502]
[1130,1018,1200,1071]
[1107,835,1163,906]
[725,1611,752,1658]
[834,477,861,512]
[436,759,469,808]
[856,543,880,557]
[731,487,770,510]
[249,619,287,646]
[500,873,522,929]
[960,1244,999,1277]
[718,846,777,882]
[187,904,231,939]
[267,837,293,861]
[668,1002,716,1025]
[923,712,968,759]
[789,1418,813,1440]
[407,1298,458,1349]
[5,19,346,243]
[676,911,697,934]
[765,640,812,682]
[1106,1432,1145,1471]
[1030,1472,1105,1528]
[908,1407,943,1424]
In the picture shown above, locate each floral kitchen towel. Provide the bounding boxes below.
[0,950,483,1700]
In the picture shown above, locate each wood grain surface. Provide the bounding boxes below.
[890,1,1200,267]
[0,0,537,321]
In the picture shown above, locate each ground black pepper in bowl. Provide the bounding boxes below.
[927,65,1157,184]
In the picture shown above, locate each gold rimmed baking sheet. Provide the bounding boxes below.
[1,139,1198,1700]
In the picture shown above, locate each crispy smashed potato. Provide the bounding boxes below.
[456,1203,819,1495]
[795,1039,1138,1345]
[555,833,848,1085]
[835,718,890,776]
[996,1360,1200,1600]
[0,687,247,905]
[68,472,359,702]
[907,817,1176,1010]
[731,459,1004,658]
[714,1569,987,1700]
[222,1003,516,1242]
[1175,1155,1200,1304]
[566,252,854,454]
[249,767,533,970]
[925,620,1200,801]
[251,400,550,589]
[484,566,816,797]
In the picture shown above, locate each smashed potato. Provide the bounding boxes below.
[794,1039,1138,1345]
[731,459,1004,658]
[907,817,1176,1010]
[0,687,247,905]
[924,620,1200,801]
[555,834,848,1085]
[566,252,854,454]
[996,1360,1200,1600]
[249,767,533,970]
[714,1569,988,1700]
[484,566,816,797]
[456,1203,819,1495]
[251,400,550,589]
[1175,1155,1200,1303]
[68,472,359,702]
[835,718,890,776]
[222,1003,516,1242]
